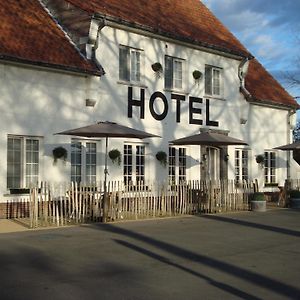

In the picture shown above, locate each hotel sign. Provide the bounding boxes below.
[127,87,219,126]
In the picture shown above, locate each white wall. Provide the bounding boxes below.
[0,24,296,199]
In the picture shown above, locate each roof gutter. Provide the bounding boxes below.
[93,13,250,61]
[0,55,103,77]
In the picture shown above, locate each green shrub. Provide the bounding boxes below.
[251,192,265,201]
[289,190,300,198]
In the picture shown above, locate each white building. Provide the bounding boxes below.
[0,0,298,217]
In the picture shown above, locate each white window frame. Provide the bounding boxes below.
[264,151,277,184]
[123,143,146,185]
[205,65,223,98]
[71,139,98,185]
[119,45,143,84]
[168,146,187,183]
[235,148,250,182]
[7,135,42,190]
[165,55,185,91]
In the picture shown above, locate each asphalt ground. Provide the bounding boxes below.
[0,209,299,300]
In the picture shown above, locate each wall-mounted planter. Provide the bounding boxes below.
[255,154,264,164]
[192,70,202,80]
[151,62,163,78]
[155,151,167,167]
[108,149,121,165]
[53,146,68,164]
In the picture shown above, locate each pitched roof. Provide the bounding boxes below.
[63,0,298,109]
[0,0,101,76]
[246,59,299,109]
[64,0,251,58]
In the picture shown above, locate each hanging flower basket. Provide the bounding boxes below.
[53,146,68,163]
[156,151,167,167]
[151,62,163,72]
[256,154,265,164]
[192,70,202,80]
[109,149,121,165]
[151,62,163,78]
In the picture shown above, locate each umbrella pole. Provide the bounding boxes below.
[103,136,109,223]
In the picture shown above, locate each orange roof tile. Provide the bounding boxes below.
[246,59,298,109]
[65,0,251,58]
[0,0,101,76]
[64,0,297,108]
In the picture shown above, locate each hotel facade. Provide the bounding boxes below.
[0,0,298,214]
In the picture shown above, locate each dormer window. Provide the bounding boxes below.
[119,45,142,83]
[205,65,222,98]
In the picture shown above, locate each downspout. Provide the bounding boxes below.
[86,16,106,75]
[287,109,296,180]
[238,56,253,100]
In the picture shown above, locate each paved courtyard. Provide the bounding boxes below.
[0,209,299,300]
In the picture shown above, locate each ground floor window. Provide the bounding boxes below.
[235,149,250,182]
[123,144,145,184]
[7,135,41,189]
[71,140,97,184]
[169,146,186,183]
[264,151,276,183]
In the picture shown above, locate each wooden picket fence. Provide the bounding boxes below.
[26,180,255,228]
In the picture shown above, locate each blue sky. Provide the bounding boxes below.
[202,0,300,100]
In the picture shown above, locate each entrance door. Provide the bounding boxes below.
[205,147,220,180]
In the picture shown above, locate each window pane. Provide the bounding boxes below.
[71,141,82,183]
[213,69,221,95]
[25,139,39,187]
[130,50,141,82]
[165,56,173,89]
[136,145,145,183]
[174,60,183,89]
[86,142,97,185]
[205,66,212,95]
[124,145,133,184]
[179,148,186,182]
[119,46,130,81]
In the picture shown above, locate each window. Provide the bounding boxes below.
[123,144,145,184]
[119,45,142,83]
[71,140,97,184]
[168,146,186,183]
[7,136,40,189]
[264,151,276,183]
[235,149,250,182]
[165,55,184,90]
[205,65,222,97]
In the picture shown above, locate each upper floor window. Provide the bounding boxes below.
[205,65,222,97]
[165,55,184,90]
[264,151,276,184]
[7,135,41,189]
[119,45,142,83]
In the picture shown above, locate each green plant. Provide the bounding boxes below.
[289,190,300,198]
[156,151,167,167]
[151,62,163,73]
[192,70,202,80]
[53,146,67,163]
[109,149,121,165]
[256,154,264,164]
[251,192,265,201]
